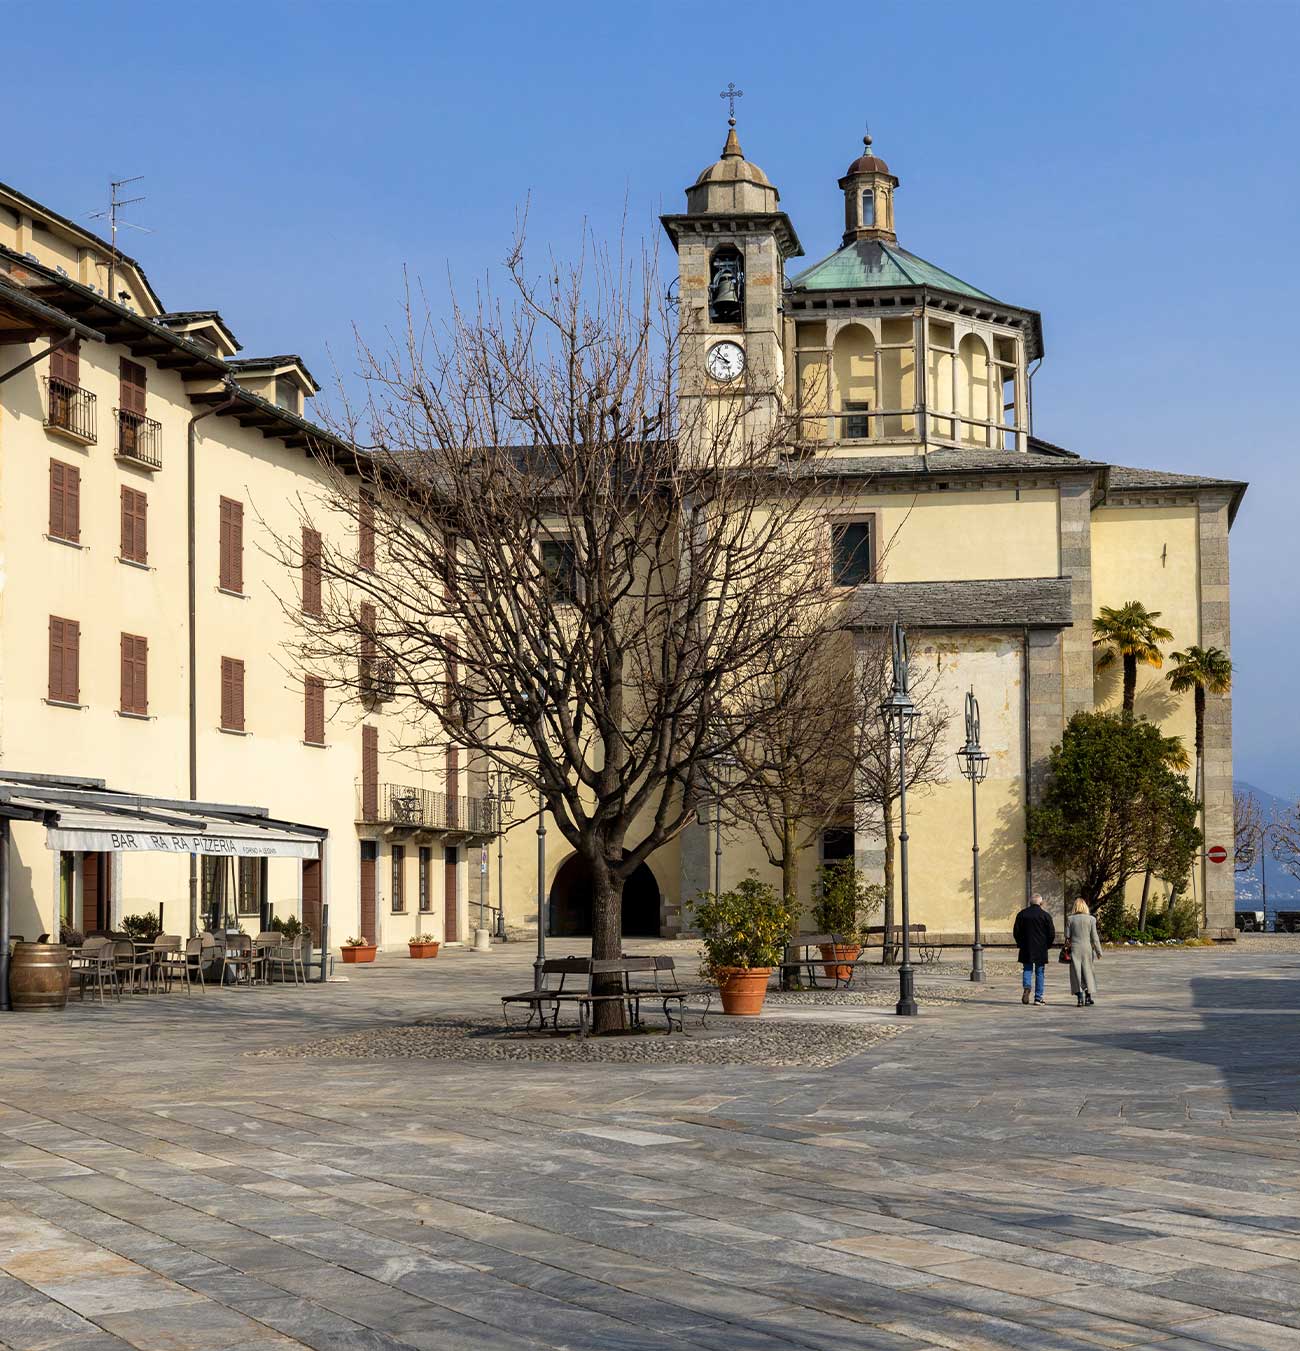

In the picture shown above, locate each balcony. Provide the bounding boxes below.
[359,658,396,704]
[115,408,162,470]
[43,376,96,445]
[791,407,1024,452]
[357,782,501,837]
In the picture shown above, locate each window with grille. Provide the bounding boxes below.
[391,845,406,912]
[419,846,431,911]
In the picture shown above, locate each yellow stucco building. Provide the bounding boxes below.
[0,118,1244,959]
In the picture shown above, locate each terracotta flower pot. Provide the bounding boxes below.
[408,942,440,959]
[818,943,861,983]
[717,966,772,1016]
[340,944,377,964]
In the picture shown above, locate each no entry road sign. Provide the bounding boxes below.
[1207,845,1228,864]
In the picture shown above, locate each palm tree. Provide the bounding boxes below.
[1092,601,1174,715]
[1166,645,1232,800]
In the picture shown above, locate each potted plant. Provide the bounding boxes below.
[121,912,162,942]
[811,860,883,981]
[340,936,377,964]
[690,873,795,1016]
[408,933,440,959]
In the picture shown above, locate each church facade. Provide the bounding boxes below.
[655,120,1245,940]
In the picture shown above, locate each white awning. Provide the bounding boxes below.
[44,811,320,860]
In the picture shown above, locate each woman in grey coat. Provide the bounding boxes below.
[1067,898,1102,1006]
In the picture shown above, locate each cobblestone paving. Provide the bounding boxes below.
[0,939,1298,1349]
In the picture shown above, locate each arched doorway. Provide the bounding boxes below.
[548,855,661,938]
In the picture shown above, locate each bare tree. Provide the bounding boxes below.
[291,230,857,1030]
[1270,801,1300,884]
[1234,790,1265,874]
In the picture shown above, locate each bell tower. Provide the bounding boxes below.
[661,99,802,453]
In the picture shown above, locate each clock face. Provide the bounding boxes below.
[706,340,746,383]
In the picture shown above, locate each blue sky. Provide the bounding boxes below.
[9,0,1297,794]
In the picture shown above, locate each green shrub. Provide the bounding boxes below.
[690,873,797,980]
[811,860,883,941]
[1166,895,1201,941]
[121,912,161,941]
[270,915,302,939]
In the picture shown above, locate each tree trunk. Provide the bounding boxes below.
[1122,655,1136,714]
[1138,868,1152,931]
[589,851,625,1034]
[881,799,897,965]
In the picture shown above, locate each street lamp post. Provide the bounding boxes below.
[956,688,990,984]
[533,786,547,988]
[879,621,919,1017]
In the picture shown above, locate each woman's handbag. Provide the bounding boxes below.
[1058,944,1072,964]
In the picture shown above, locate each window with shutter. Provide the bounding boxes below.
[361,725,378,819]
[220,656,245,731]
[304,675,325,745]
[302,527,322,616]
[50,341,80,388]
[48,460,80,543]
[119,359,146,414]
[391,845,406,913]
[360,602,377,686]
[48,616,80,704]
[120,487,148,564]
[120,633,147,715]
[219,497,244,592]
[358,489,375,571]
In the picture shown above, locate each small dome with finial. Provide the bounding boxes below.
[686,116,779,214]
[844,131,893,179]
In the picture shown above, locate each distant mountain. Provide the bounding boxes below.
[1234,780,1299,914]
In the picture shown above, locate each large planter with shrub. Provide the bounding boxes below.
[811,860,883,984]
[690,873,795,1019]
[715,966,773,1016]
[340,941,377,964]
[408,936,440,959]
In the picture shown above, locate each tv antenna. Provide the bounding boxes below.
[88,176,151,303]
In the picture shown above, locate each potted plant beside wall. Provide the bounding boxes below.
[811,860,884,982]
[340,936,377,964]
[408,933,441,959]
[691,873,795,1016]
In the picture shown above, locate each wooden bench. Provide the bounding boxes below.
[778,933,876,990]
[500,957,640,1038]
[861,923,935,963]
[625,955,713,1033]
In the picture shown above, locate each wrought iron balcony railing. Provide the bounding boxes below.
[356,782,502,836]
[115,408,163,469]
[43,376,97,444]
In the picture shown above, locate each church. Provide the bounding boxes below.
[651,113,1245,940]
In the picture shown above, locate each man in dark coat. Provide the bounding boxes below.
[1013,893,1056,1005]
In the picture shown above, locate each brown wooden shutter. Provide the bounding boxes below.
[360,602,377,683]
[304,675,325,745]
[219,498,243,592]
[361,725,378,819]
[49,460,80,542]
[358,489,375,570]
[49,616,79,704]
[120,359,146,414]
[121,487,147,564]
[120,634,147,715]
[51,340,79,387]
[302,527,322,616]
[221,656,245,731]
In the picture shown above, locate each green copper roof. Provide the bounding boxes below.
[789,239,995,301]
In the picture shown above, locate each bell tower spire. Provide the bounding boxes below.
[839,129,899,245]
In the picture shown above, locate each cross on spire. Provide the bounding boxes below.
[719,82,744,126]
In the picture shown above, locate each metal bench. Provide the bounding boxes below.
[625,955,713,1033]
[500,957,639,1038]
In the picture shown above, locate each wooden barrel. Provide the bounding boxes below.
[9,942,71,1011]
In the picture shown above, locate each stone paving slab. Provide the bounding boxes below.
[0,941,1298,1347]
